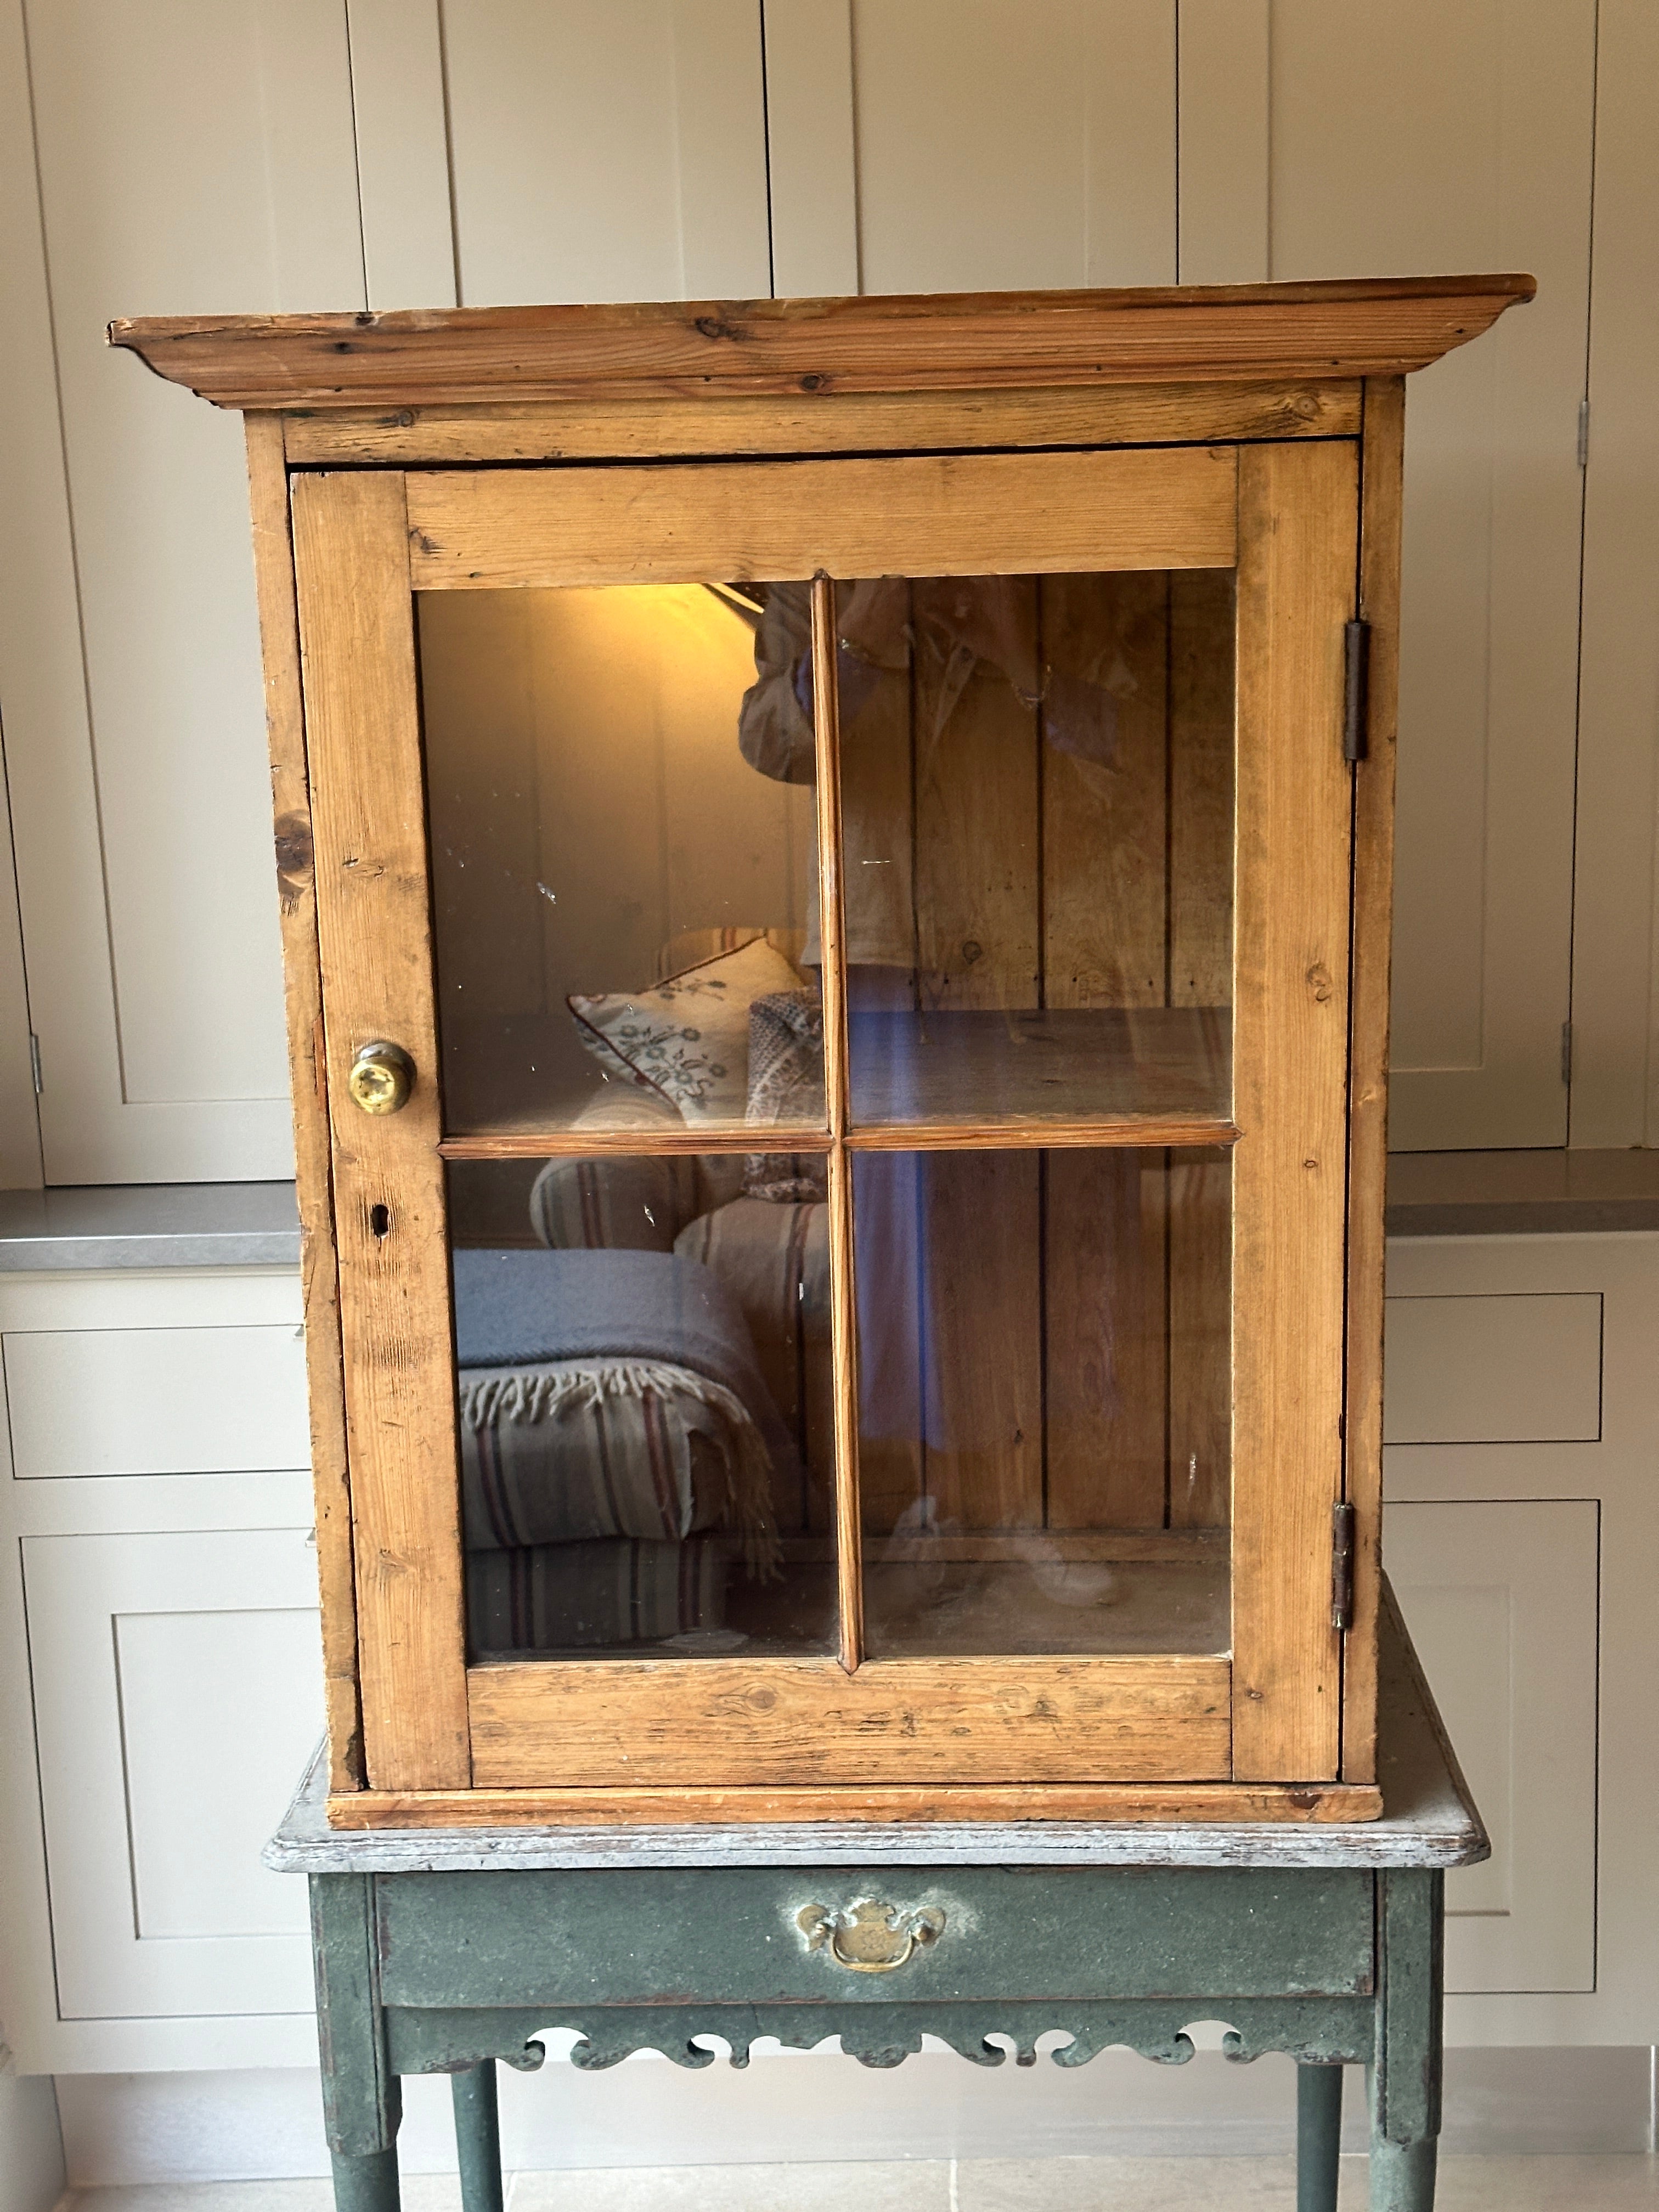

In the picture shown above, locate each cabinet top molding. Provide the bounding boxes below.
[109,275,1534,413]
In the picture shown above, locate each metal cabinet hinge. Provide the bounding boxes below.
[1577,398,1591,470]
[1343,620,1370,763]
[28,1032,42,1096]
[1561,1019,1573,1087]
[1331,1502,1357,1631]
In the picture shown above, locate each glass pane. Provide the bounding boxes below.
[420,583,823,1136]
[449,1157,836,1660]
[854,1147,1231,1657]
[828,573,1235,1132]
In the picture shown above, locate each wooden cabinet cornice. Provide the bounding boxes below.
[110,273,1532,410]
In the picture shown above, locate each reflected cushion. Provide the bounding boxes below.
[568,935,803,1125]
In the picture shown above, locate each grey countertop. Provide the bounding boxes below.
[0,1181,301,1271]
[2,1149,1656,1272]
[1385,1148,1659,1237]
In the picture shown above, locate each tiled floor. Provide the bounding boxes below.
[60,2158,1659,2212]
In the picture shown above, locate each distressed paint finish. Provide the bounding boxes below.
[370,1864,1375,2010]
[296,1611,1468,2212]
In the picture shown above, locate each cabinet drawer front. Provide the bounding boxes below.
[374,1866,1374,2007]
[4,1323,311,1476]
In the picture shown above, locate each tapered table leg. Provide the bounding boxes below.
[1297,2062,1344,2212]
[330,2149,402,2212]
[452,2060,505,2212]
[312,1876,402,2212]
[1369,2137,1437,2210]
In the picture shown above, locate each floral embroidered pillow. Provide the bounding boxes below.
[568,935,803,1126]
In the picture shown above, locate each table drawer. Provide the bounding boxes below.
[373,1865,1375,2007]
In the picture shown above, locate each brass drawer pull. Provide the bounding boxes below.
[348,1040,415,1115]
[797,1898,945,1974]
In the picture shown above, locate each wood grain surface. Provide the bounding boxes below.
[280,380,1363,466]
[1342,379,1407,1788]
[1166,568,1239,1532]
[111,274,1534,410]
[404,448,1238,591]
[467,1654,1232,1788]
[1229,442,1359,1783]
[326,1778,1381,1831]
[810,574,864,1670]
[244,417,363,1793]
[292,471,470,1792]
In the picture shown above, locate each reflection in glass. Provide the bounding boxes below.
[854,1148,1232,1658]
[420,584,822,1135]
[449,1159,835,1661]
[816,570,1237,1128]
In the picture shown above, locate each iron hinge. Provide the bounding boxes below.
[1343,620,1370,763]
[1561,1019,1573,1087]
[1577,398,1591,470]
[27,1032,42,1096]
[1331,1502,1357,1632]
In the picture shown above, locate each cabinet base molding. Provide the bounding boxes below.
[325,1781,1384,1830]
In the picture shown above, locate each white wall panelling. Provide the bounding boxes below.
[345,0,458,311]
[844,1,1176,295]
[438,1,771,308]
[1266,1,1595,1149]
[1570,0,1659,1148]
[761,0,859,297]
[1388,1500,1599,1996]
[1174,0,1269,285]
[2,0,366,1182]
[0,719,42,1188]
[1386,1233,1659,2046]
[0,0,87,1189]
[1,3,1644,1169]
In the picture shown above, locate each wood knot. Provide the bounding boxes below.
[1306,962,1334,1002]
[273,815,314,912]
[799,372,829,392]
[694,315,738,342]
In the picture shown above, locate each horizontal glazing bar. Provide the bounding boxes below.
[844,1119,1240,1152]
[439,1125,833,1159]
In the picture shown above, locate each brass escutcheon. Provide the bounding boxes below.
[796,1898,946,1974]
[348,1040,415,1115]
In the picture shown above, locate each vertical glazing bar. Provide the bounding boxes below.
[810,572,864,1671]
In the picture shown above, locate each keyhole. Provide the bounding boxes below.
[370,1203,391,1241]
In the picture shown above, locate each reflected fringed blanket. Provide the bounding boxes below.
[453,1249,793,1580]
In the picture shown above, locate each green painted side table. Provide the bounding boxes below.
[268,1601,1483,2212]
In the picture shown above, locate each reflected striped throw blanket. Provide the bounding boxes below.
[453,1249,792,1576]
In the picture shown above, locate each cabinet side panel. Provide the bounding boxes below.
[1232,440,1357,1782]
[291,470,469,1792]
[1342,378,1404,1786]
[245,418,362,1790]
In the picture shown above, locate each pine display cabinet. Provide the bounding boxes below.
[112,275,1532,1832]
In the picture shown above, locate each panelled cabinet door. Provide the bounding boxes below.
[292,439,1358,1802]
[24,1528,323,2019]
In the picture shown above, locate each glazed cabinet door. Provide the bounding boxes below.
[292,439,1357,1802]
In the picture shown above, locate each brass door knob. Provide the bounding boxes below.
[348,1041,415,1115]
